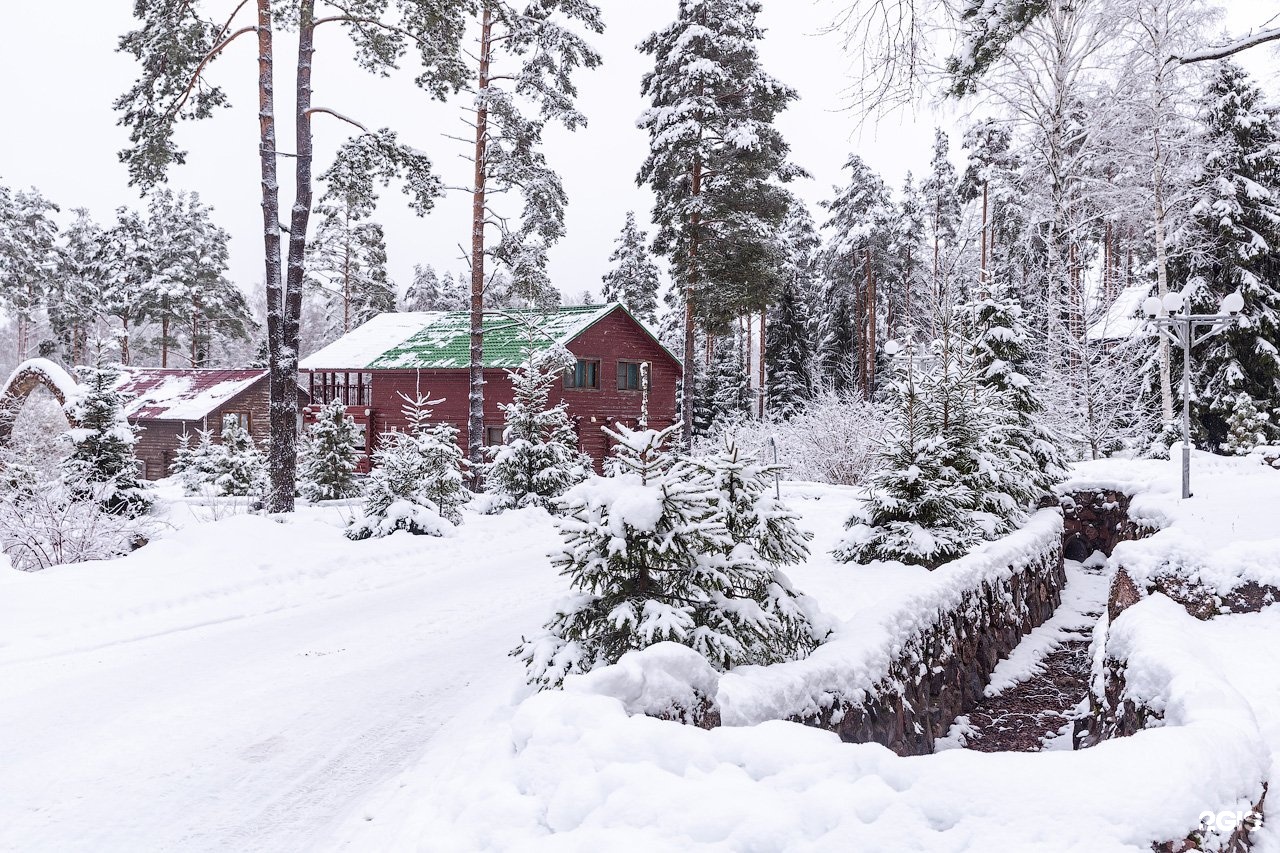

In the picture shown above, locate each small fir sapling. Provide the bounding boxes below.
[59,362,152,517]
[833,342,977,569]
[515,424,819,691]
[484,342,590,510]
[298,396,363,501]
[685,434,824,660]
[212,415,265,497]
[346,392,467,540]
[170,428,221,495]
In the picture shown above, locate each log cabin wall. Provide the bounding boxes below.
[352,309,681,470]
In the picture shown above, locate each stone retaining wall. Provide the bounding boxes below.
[789,544,1067,756]
[1060,489,1157,560]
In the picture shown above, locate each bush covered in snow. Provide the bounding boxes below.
[298,397,362,501]
[515,425,822,690]
[713,392,886,486]
[484,344,589,510]
[347,392,466,540]
[0,463,151,572]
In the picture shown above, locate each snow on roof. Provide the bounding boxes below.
[299,311,442,370]
[115,369,268,422]
[1087,282,1154,342]
[298,304,678,371]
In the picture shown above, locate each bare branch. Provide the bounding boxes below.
[1176,26,1280,64]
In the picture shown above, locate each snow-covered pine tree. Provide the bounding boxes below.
[601,211,661,323]
[346,392,466,540]
[639,0,804,447]
[60,363,152,518]
[922,129,963,306]
[306,155,396,340]
[833,341,976,568]
[516,423,813,690]
[212,414,264,497]
[49,208,106,365]
[298,397,362,502]
[0,183,59,361]
[117,0,452,513]
[451,0,604,482]
[402,264,441,312]
[1176,63,1280,449]
[485,344,590,510]
[694,332,751,437]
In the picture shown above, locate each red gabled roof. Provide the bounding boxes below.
[115,368,268,422]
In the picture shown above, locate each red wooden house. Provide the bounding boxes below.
[115,368,308,480]
[298,304,681,469]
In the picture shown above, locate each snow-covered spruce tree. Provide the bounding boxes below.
[1222,392,1271,456]
[347,393,466,540]
[601,211,661,323]
[485,345,589,511]
[516,424,816,690]
[1175,63,1280,449]
[766,203,820,417]
[833,342,976,569]
[298,397,362,502]
[212,415,264,498]
[60,363,152,518]
[639,0,804,448]
[966,280,1066,505]
[685,434,822,656]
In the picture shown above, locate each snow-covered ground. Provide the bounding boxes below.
[0,495,566,852]
[4,455,1280,852]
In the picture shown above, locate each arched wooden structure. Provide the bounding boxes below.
[0,359,79,448]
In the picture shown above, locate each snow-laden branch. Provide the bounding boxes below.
[1175,27,1280,65]
[167,25,258,118]
[305,107,369,133]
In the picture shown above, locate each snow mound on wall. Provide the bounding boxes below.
[418,593,1267,852]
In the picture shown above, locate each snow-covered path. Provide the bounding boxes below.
[0,507,562,853]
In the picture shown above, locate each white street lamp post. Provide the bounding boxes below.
[1142,288,1245,499]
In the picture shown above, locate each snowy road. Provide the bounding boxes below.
[0,507,562,853]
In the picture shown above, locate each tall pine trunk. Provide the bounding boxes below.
[1153,123,1175,425]
[683,151,701,451]
[259,0,285,512]
[468,4,494,487]
[274,1,316,513]
[758,310,766,419]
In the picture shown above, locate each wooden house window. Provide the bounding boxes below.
[616,361,644,391]
[226,412,250,431]
[486,426,505,446]
[564,359,600,390]
[308,371,372,406]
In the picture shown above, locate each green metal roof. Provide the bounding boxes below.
[370,305,609,369]
[300,303,679,372]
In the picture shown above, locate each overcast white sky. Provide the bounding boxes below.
[0,1,1273,305]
